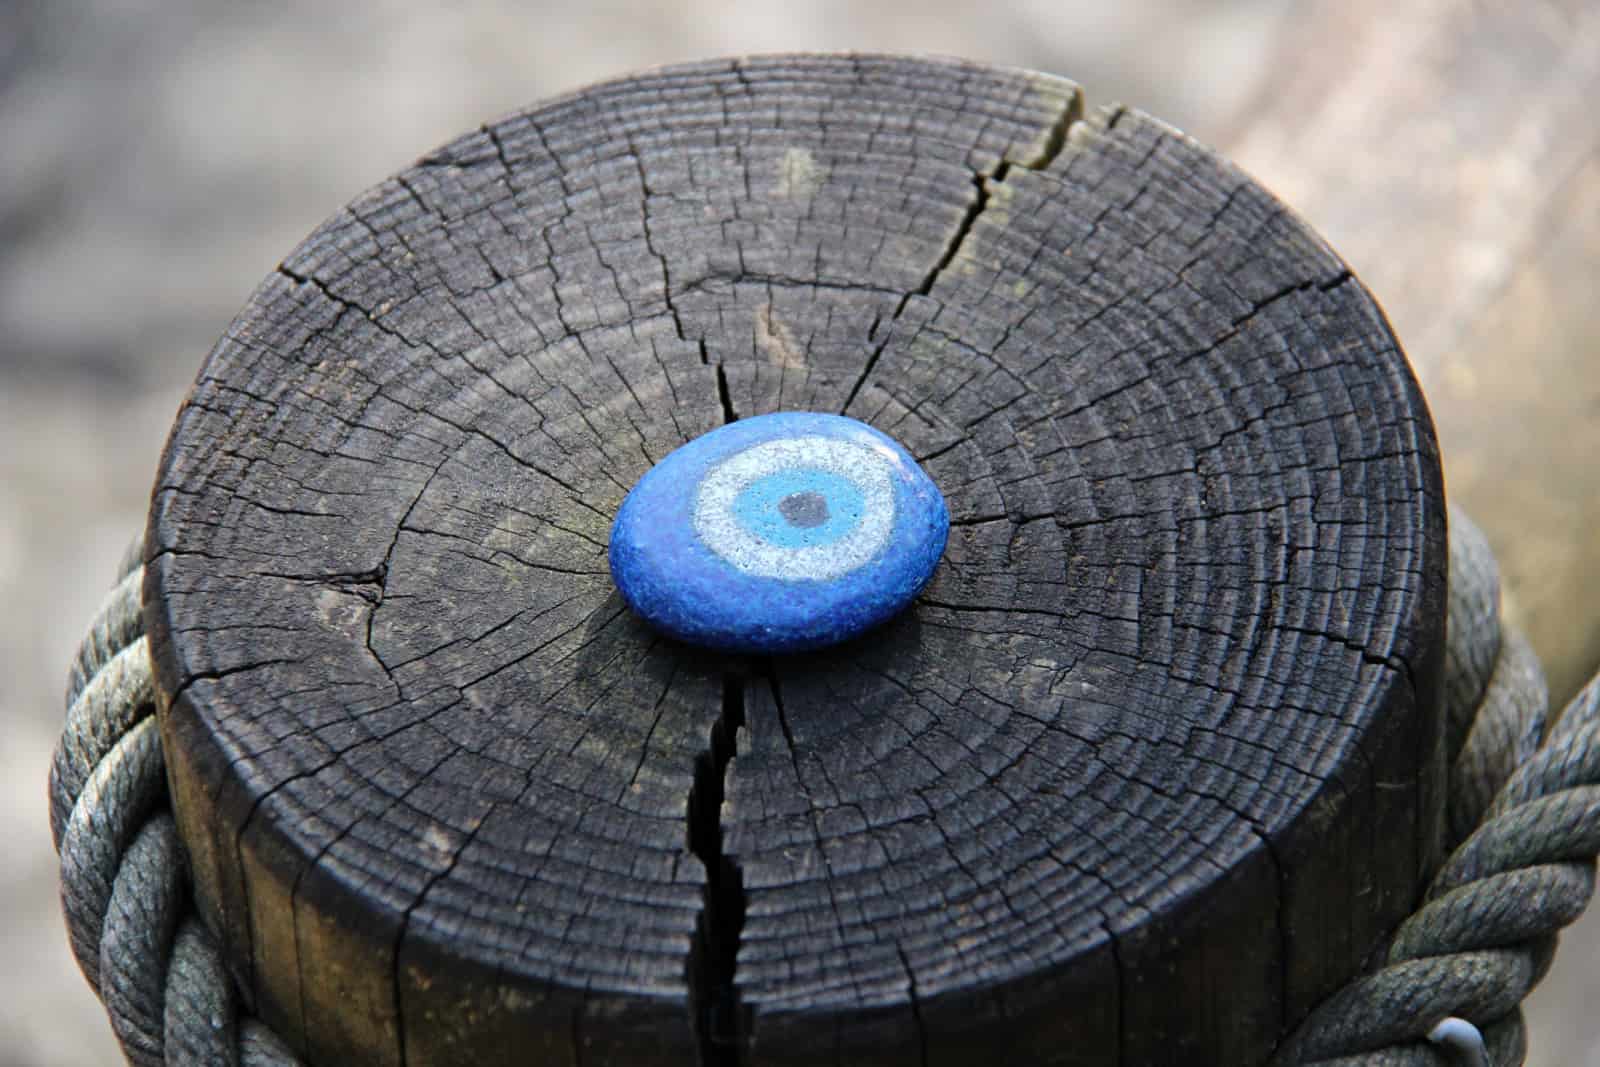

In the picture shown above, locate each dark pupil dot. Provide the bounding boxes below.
[778,491,829,529]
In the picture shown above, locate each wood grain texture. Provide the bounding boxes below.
[144,55,1448,1066]
[1226,0,1600,705]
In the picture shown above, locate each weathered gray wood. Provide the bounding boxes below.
[145,55,1447,1066]
[1226,0,1600,704]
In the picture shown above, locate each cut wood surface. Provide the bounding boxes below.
[145,55,1448,1066]
[1226,0,1600,705]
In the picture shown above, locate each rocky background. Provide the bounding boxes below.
[3,1,1593,1063]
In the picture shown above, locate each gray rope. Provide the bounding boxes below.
[50,544,304,1067]
[53,508,1600,1066]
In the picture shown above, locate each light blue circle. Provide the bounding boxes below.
[730,468,866,550]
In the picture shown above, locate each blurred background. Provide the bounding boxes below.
[3,0,1595,1064]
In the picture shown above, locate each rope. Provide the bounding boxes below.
[49,548,303,1067]
[51,508,1600,1066]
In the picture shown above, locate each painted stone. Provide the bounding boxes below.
[608,412,949,653]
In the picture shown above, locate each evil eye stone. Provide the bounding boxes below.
[608,412,949,653]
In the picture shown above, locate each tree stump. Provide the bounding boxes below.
[144,55,1448,1066]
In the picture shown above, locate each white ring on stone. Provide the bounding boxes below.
[693,435,897,581]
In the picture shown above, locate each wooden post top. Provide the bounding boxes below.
[144,54,1447,1067]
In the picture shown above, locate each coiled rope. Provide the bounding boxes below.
[50,551,304,1067]
[51,508,1600,1065]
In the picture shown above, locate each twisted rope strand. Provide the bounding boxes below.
[54,509,1600,1066]
[1442,511,1504,758]
[59,717,166,996]
[64,565,144,712]
[101,812,185,1066]
[50,637,155,850]
[52,543,304,1067]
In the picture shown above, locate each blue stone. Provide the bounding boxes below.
[608,412,949,654]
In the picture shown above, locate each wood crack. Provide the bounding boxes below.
[839,89,1084,416]
[686,672,749,1065]
[630,137,727,425]
[896,944,929,1067]
[392,803,495,1067]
